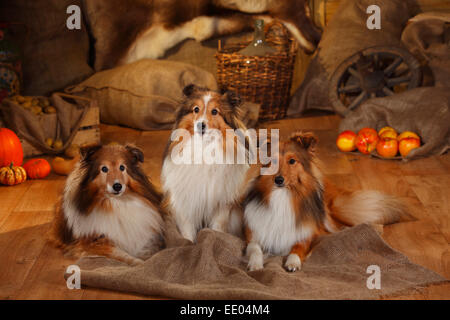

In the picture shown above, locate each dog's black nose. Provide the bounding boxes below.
[196,121,206,134]
[113,183,122,192]
[275,176,284,186]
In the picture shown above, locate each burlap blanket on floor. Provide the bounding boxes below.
[72,218,447,300]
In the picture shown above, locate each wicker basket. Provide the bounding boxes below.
[216,21,298,121]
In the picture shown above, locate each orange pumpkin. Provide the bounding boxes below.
[0,128,24,167]
[23,158,51,179]
[0,163,27,186]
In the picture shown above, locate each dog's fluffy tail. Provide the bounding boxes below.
[327,190,414,230]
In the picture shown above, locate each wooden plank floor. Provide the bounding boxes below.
[0,115,448,300]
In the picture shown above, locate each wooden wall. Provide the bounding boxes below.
[309,0,450,29]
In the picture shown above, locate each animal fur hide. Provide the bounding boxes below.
[81,0,322,71]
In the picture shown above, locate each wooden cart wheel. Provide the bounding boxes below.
[329,46,422,117]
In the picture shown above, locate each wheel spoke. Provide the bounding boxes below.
[348,91,367,110]
[373,53,380,70]
[382,86,394,96]
[394,65,410,77]
[348,67,360,80]
[384,57,403,76]
[338,84,361,93]
[386,75,412,86]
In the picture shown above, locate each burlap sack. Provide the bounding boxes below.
[0,0,93,96]
[65,59,219,131]
[288,0,416,116]
[401,13,450,87]
[0,93,91,155]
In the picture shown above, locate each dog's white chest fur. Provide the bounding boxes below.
[245,188,313,256]
[161,156,248,228]
[64,195,162,258]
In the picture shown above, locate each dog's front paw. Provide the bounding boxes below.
[284,254,301,272]
[247,254,264,271]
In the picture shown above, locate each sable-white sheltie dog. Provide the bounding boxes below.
[161,84,252,242]
[244,131,413,272]
[50,144,164,265]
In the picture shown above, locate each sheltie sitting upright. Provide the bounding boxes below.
[161,84,251,242]
[244,131,413,272]
[50,144,164,265]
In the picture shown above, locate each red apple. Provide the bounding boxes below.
[355,128,379,154]
[376,137,398,158]
[336,130,357,152]
[379,129,398,140]
[399,137,420,157]
[378,126,397,138]
[397,131,420,142]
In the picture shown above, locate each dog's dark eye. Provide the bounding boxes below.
[211,109,218,115]
[194,106,200,113]
[119,165,125,172]
[101,166,108,173]
[289,159,296,165]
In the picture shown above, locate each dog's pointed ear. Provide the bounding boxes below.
[80,145,102,161]
[223,90,241,108]
[290,131,317,152]
[222,90,246,130]
[182,84,197,97]
[126,145,144,164]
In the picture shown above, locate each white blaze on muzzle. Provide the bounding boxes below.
[194,93,212,135]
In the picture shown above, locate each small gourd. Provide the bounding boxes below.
[0,163,27,186]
